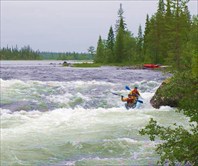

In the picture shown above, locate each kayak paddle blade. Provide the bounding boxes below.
[137,100,143,103]
[111,92,121,96]
[125,86,131,91]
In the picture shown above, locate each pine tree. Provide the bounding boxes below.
[143,15,157,63]
[191,16,198,78]
[124,30,137,63]
[137,25,144,62]
[143,0,166,64]
[143,14,152,62]
[94,36,105,63]
[114,18,125,63]
[106,26,115,63]
[87,46,95,59]
[107,26,115,51]
[163,0,173,60]
[165,0,191,70]
[156,0,166,63]
[115,3,126,34]
[114,3,128,63]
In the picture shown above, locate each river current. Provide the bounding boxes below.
[0,61,188,165]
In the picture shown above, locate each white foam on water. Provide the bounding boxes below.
[0,78,189,165]
[0,108,12,115]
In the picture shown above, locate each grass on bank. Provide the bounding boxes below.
[70,62,144,68]
[71,63,102,67]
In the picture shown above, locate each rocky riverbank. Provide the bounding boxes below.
[150,78,180,109]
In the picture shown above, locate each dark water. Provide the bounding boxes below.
[0,60,167,82]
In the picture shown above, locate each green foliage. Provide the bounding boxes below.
[72,63,101,68]
[106,26,115,63]
[143,0,193,68]
[87,46,95,60]
[157,71,198,121]
[174,72,198,122]
[189,16,198,78]
[114,24,125,63]
[136,25,144,62]
[192,53,198,78]
[0,46,92,61]
[0,45,42,60]
[115,3,126,34]
[94,36,105,63]
[140,118,198,165]
[40,52,92,60]
[123,31,137,63]
[140,70,198,164]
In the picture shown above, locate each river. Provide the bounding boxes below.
[0,61,188,165]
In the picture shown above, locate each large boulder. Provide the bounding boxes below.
[150,79,180,109]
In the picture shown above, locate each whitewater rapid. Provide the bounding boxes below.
[0,61,188,165]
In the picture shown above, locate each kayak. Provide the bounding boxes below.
[125,98,143,110]
[143,64,160,69]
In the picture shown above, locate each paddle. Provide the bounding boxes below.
[125,85,131,91]
[111,92,122,97]
[111,92,143,103]
[125,85,144,98]
[136,99,143,103]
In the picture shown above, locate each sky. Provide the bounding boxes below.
[1,0,198,53]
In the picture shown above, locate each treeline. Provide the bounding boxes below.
[94,0,198,73]
[0,47,93,60]
[39,52,92,60]
[0,45,41,60]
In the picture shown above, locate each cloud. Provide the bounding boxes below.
[1,1,197,52]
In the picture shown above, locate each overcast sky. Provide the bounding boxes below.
[1,0,197,53]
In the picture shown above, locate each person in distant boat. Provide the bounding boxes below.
[121,94,137,109]
[129,86,140,97]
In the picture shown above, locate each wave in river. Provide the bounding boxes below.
[0,78,189,165]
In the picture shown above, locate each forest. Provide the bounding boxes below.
[0,45,41,60]
[0,47,92,61]
[94,0,197,74]
[40,51,92,60]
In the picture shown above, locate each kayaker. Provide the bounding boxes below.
[129,86,140,97]
[121,94,137,109]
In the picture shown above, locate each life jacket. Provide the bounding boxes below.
[127,97,135,104]
[126,96,137,107]
[127,96,137,104]
[131,89,140,97]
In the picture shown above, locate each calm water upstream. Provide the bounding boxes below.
[0,61,188,165]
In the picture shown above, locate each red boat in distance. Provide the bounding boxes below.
[143,64,160,69]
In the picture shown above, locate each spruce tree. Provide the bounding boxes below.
[114,18,125,63]
[162,0,175,64]
[124,30,137,63]
[137,25,144,62]
[94,36,105,63]
[143,14,152,63]
[191,16,198,78]
[165,0,191,70]
[115,3,126,34]
[106,26,115,63]
[156,0,166,63]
